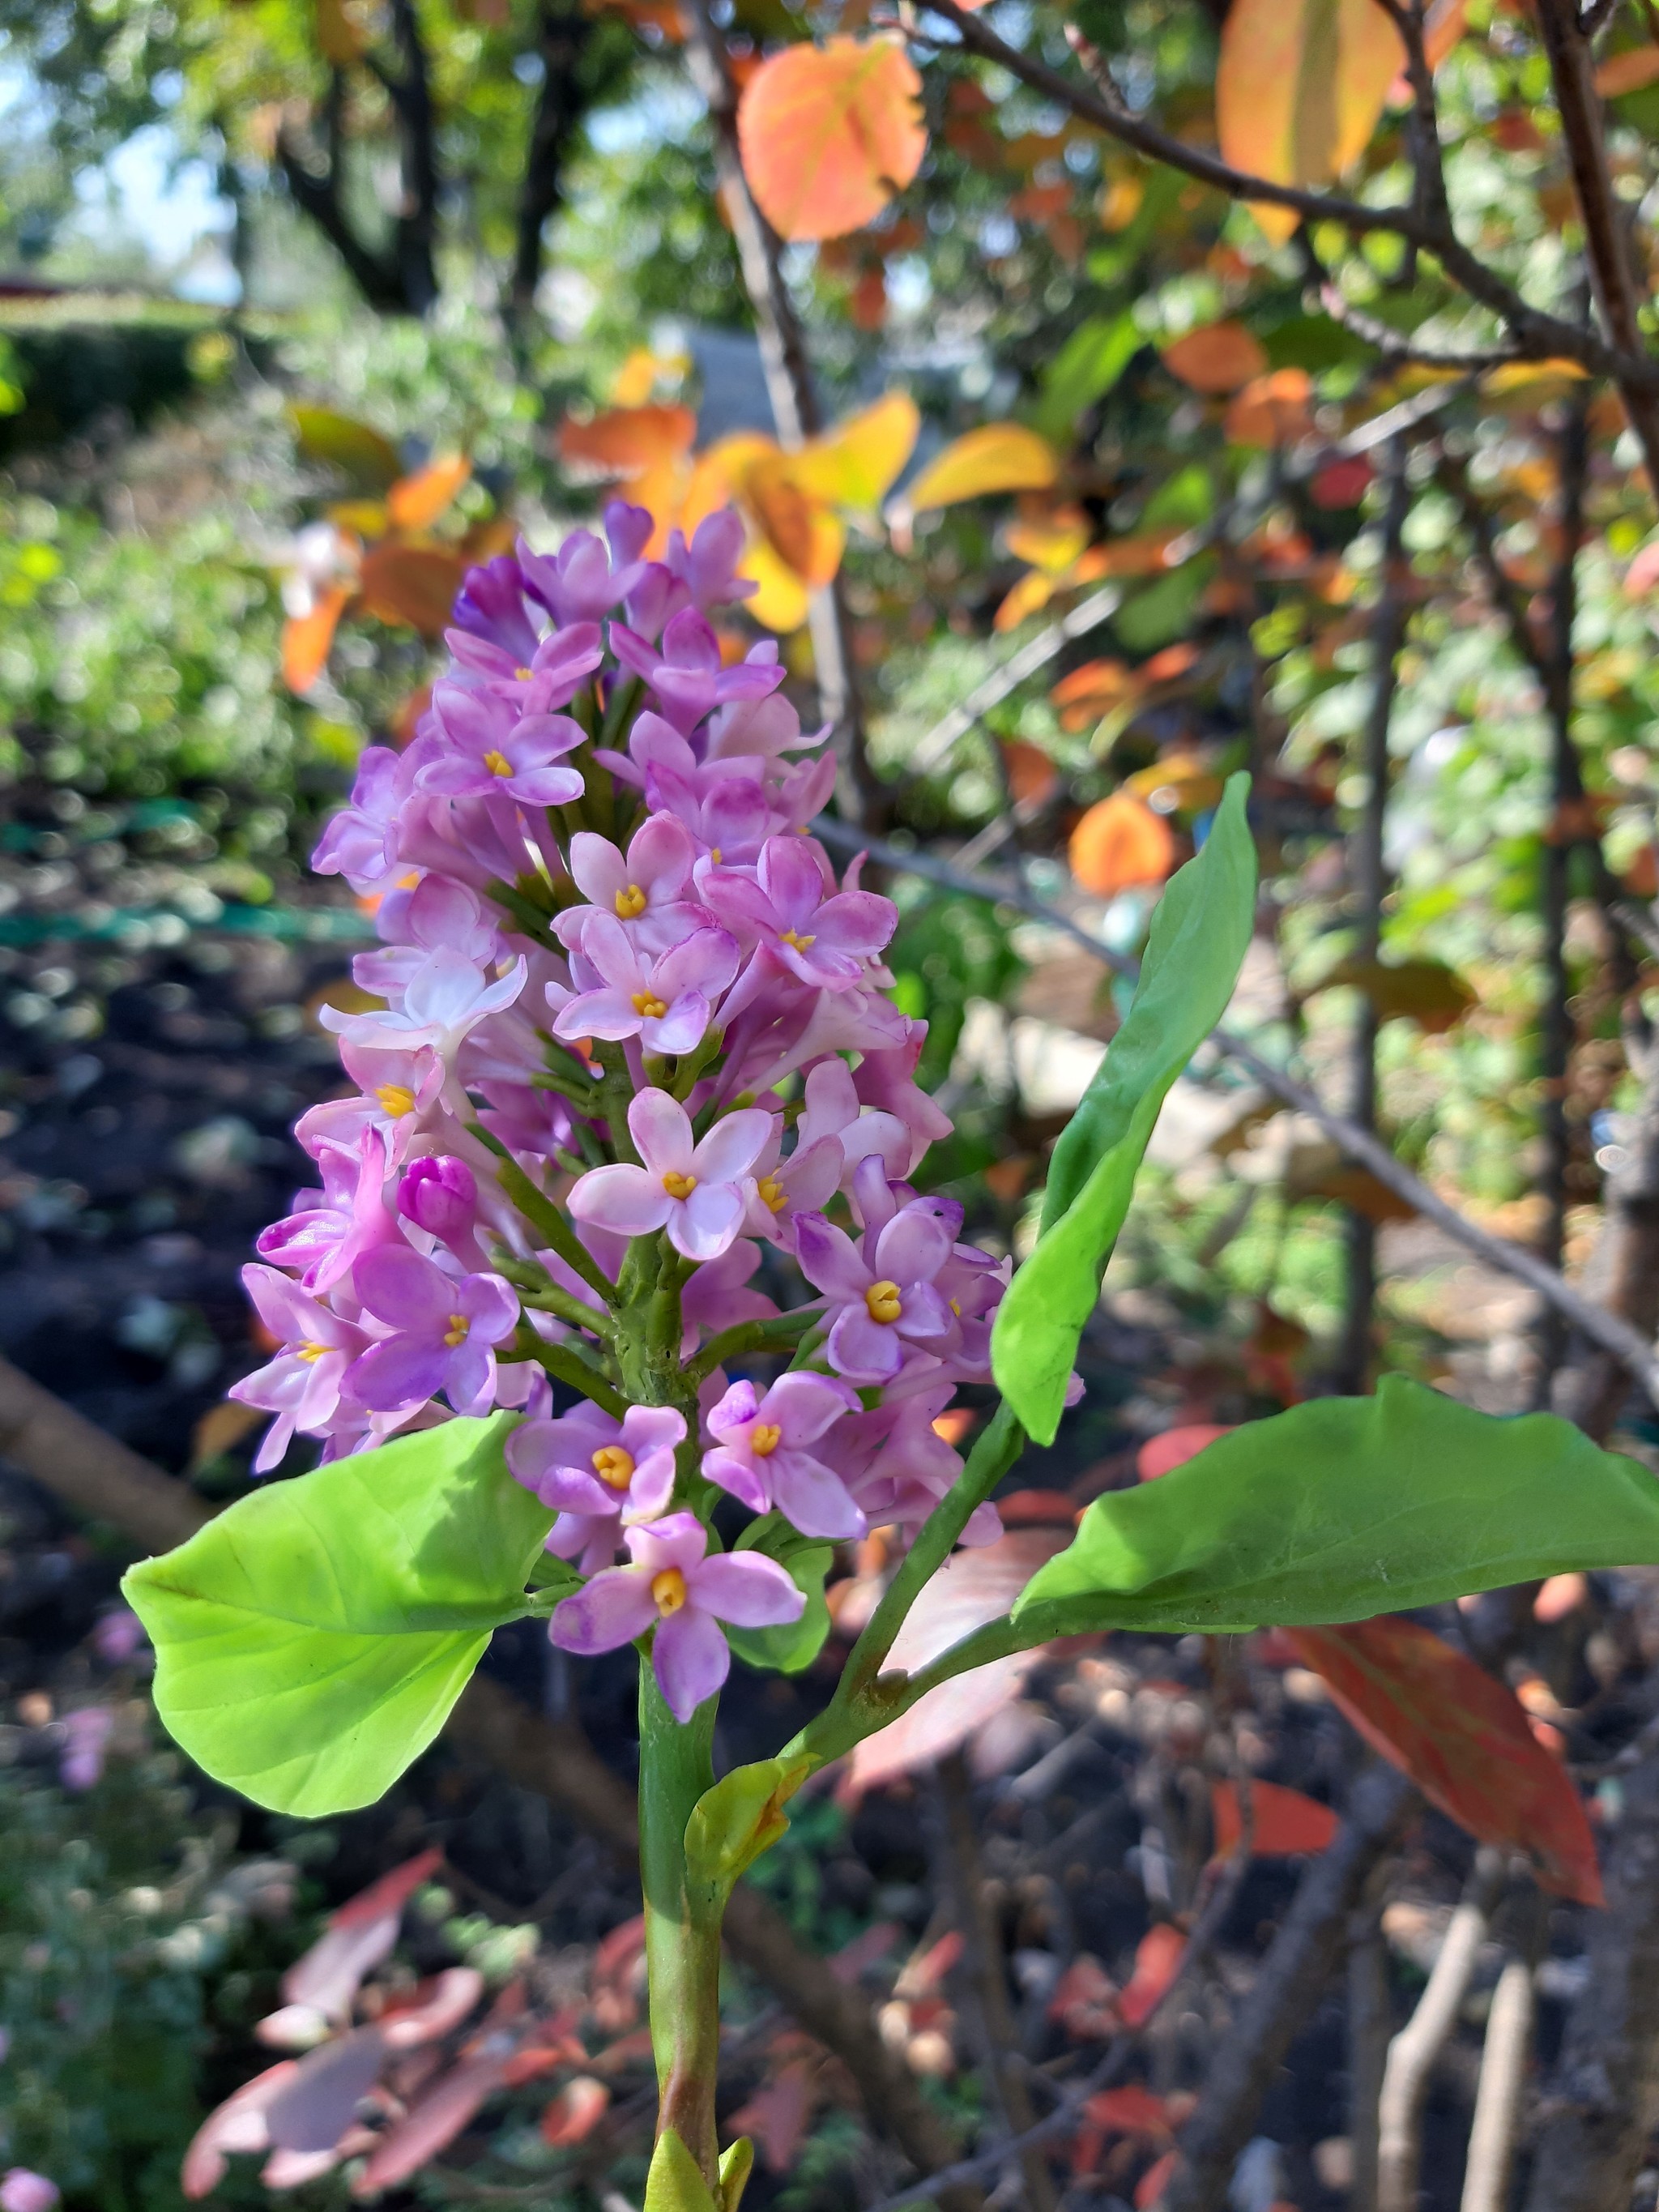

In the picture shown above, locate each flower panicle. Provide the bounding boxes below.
[240,499,1016,1722]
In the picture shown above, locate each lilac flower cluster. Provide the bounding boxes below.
[237,503,1011,1723]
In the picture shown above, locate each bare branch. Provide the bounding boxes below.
[1460,1955,1536,2212]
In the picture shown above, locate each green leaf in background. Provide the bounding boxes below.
[288,404,402,491]
[1032,312,1143,444]
[992,773,1257,1442]
[122,1414,550,1817]
[1014,1374,1659,1636]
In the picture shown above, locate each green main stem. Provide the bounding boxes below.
[639,1663,725,2187]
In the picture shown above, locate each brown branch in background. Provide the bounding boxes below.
[678,0,881,826]
[911,0,1659,394]
[936,1755,1057,2212]
[507,0,593,324]
[1522,1747,1659,2209]
[1460,1952,1536,2212]
[1335,439,1411,1396]
[382,0,439,317]
[1532,390,1591,1398]
[0,1357,973,2201]
[276,74,410,314]
[1375,1849,1506,2212]
[1531,0,1659,497]
[1158,1764,1415,2212]
[1346,1916,1392,2212]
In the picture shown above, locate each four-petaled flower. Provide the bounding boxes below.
[230,1265,370,1473]
[508,1403,685,1573]
[564,815,702,954]
[568,1090,773,1262]
[702,1373,864,1539]
[415,684,587,806]
[322,946,527,1061]
[702,835,897,1006]
[793,1198,955,1383]
[549,1510,803,1722]
[551,914,738,1057]
[610,608,784,734]
[345,1245,520,1415]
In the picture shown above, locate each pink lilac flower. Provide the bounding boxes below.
[450,553,541,664]
[93,1608,146,1663]
[60,1706,115,1792]
[550,915,738,1057]
[1,2174,59,2212]
[255,1129,402,1295]
[702,1373,864,1539]
[568,1090,772,1262]
[610,608,784,735]
[231,1266,372,1471]
[397,1155,478,1247]
[345,1246,519,1415]
[507,1403,684,1572]
[323,947,527,1061]
[311,746,403,888]
[549,1512,803,1722]
[520,520,645,626]
[356,878,503,998]
[455,621,604,716]
[793,1198,955,1383]
[565,816,702,953]
[795,1057,911,1189]
[702,837,897,1013]
[742,1116,842,1247]
[666,509,757,612]
[644,764,775,865]
[415,685,586,806]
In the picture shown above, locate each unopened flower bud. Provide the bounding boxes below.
[398,1155,477,1244]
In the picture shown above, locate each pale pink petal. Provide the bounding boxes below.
[652,1606,731,1721]
[568,1163,673,1238]
[670,1181,744,1262]
[691,1105,774,1184]
[627,1087,694,1178]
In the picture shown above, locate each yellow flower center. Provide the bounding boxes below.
[297,1340,331,1364]
[483,748,514,777]
[749,1423,782,1458]
[376,1082,416,1117]
[780,927,817,951]
[708,847,723,864]
[443,1313,471,1347]
[757,1173,787,1212]
[662,1169,698,1199]
[614,883,649,919]
[651,1567,689,1616]
[865,1279,904,1325]
[631,989,669,1020]
[591,1445,636,1490]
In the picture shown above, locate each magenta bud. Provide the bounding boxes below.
[398,1155,477,1244]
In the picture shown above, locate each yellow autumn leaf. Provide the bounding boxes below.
[994,570,1058,631]
[610,346,691,406]
[1218,0,1404,246]
[791,391,920,511]
[740,536,814,633]
[1004,507,1091,572]
[898,424,1061,515]
[747,456,847,586]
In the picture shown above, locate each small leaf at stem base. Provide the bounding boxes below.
[645,2128,720,2212]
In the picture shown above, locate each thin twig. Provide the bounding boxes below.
[1460,1955,1536,2212]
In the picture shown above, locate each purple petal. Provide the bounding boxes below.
[550,1565,659,1654]
[873,1207,955,1287]
[763,1371,855,1445]
[793,1214,871,1303]
[652,1607,730,1722]
[641,992,710,1056]
[825,1306,903,1383]
[621,1405,689,1458]
[691,1105,774,1184]
[352,1242,452,1334]
[706,1377,760,1441]
[701,1446,771,1515]
[767,1452,867,1541]
[568,1164,672,1238]
[456,1271,521,1343]
[343,1337,444,1412]
[690,1551,806,1628]
[554,986,644,1042]
[896,1281,951,1339]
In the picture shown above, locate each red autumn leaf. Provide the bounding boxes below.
[539,2076,610,2148]
[1068,792,1176,898]
[1048,1954,1120,2041]
[1137,1424,1234,1481]
[1311,455,1375,509]
[1135,2147,1179,2208]
[1211,1779,1339,1859]
[356,544,466,638]
[1287,1616,1604,1905]
[727,2057,818,2171]
[1072,2083,1174,2175]
[1001,738,1060,808]
[846,1529,1070,1791]
[1117,1924,1185,2027]
[738,36,926,241]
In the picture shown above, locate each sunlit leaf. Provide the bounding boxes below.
[739,536,813,632]
[737,36,926,241]
[289,405,401,491]
[1161,321,1268,395]
[1015,1376,1659,1653]
[1594,41,1659,96]
[790,391,920,510]
[995,779,1255,1441]
[1217,0,1404,245]
[1289,1615,1604,1903]
[747,457,847,585]
[1067,792,1176,897]
[123,1415,550,1816]
[282,586,352,694]
[559,404,697,479]
[900,423,1061,513]
[1314,953,1476,1032]
[386,455,472,532]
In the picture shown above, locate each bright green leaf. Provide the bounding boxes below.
[992,775,1256,1442]
[1032,313,1142,444]
[122,1414,550,1817]
[728,1521,834,1674]
[719,2137,755,2212]
[645,2129,719,2212]
[1014,1375,1659,1636]
[685,1753,813,1896]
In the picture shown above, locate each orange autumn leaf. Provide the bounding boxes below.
[539,2077,610,2148]
[386,454,472,532]
[559,404,697,479]
[282,584,352,694]
[1001,739,1059,807]
[1218,0,1404,245]
[356,544,467,637]
[738,36,926,242]
[1595,41,1659,96]
[788,390,920,511]
[1068,792,1176,896]
[1162,320,1268,395]
[1224,368,1314,448]
[1117,1925,1184,2027]
[748,457,847,586]
[1137,1423,1234,1480]
[1211,1779,1340,1858]
[901,423,1060,514]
